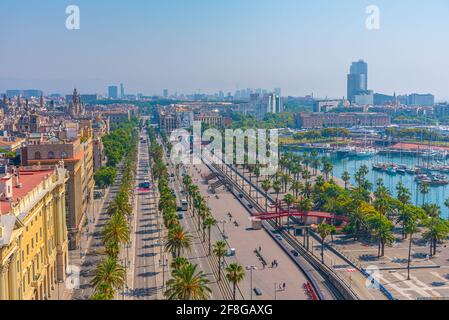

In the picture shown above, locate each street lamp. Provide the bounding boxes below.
[219,220,227,239]
[159,258,168,292]
[245,266,257,300]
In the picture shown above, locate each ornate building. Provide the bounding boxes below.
[0,164,69,300]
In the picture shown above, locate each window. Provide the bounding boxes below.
[48,151,55,159]
[61,151,68,159]
[34,151,41,160]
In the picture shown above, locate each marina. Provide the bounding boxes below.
[289,147,449,219]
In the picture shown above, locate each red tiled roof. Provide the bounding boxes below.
[0,169,54,215]
[392,143,449,152]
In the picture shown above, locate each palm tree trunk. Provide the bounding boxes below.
[233,282,236,300]
[407,233,413,280]
[208,228,211,256]
[218,257,222,281]
[321,240,324,264]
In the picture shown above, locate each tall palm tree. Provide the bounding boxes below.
[316,223,336,264]
[341,171,351,190]
[213,241,228,282]
[272,180,282,202]
[290,180,303,199]
[225,263,245,300]
[165,263,211,300]
[91,257,126,297]
[322,161,333,181]
[420,182,430,205]
[283,194,296,232]
[171,257,189,274]
[164,210,180,229]
[404,216,419,280]
[165,225,193,258]
[203,216,216,255]
[102,212,130,249]
[261,179,271,211]
[280,173,291,193]
[423,217,449,257]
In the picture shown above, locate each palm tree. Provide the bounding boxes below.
[164,210,180,229]
[311,157,321,176]
[90,283,114,300]
[290,180,303,199]
[203,216,216,255]
[261,179,271,211]
[91,257,126,297]
[419,182,430,205]
[396,182,412,205]
[213,241,228,282]
[165,225,193,258]
[423,217,449,257]
[368,214,395,257]
[171,257,189,274]
[272,180,282,201]
[316,223,336,264]
[165,263,211,300]
[422,203,442,218]
[342,171,351,190]
[225,263,245,300]
[302,170,311,184]
[283,194,296,232]
[404,216,419,280]
[280,173,291,193]
[322,161,333,181]
[102,212,130,249]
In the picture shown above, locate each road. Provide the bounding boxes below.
[129,129,160,300]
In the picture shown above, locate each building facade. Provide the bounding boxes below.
[21,125,94,250]
[295,112,391,129]
[0,165,69,300]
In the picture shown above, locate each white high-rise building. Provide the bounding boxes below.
[267,93,283,113]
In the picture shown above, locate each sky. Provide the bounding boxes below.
[1,0,449,100]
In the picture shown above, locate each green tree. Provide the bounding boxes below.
[91,257,126,297]
[213,241,228,282]
[203,216,216,255]
[368,214,394,257]
[316,223,336,264]
[165,225,193,258]
[225,263,245,300]
[165,263,211,300]
[341,171,351,190]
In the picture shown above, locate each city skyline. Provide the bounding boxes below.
[1,0,449,99]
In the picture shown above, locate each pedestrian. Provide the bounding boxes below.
[283,283,286,290]
[259,246,262,252]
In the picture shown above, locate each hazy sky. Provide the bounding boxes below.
[1,0,449,99]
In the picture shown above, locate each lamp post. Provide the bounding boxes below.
[219,220,227,239]
[246,266,257,300]
[160,258,168,292]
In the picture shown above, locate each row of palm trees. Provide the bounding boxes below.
[231,150,449,281]
[90,127,138,300]
[178,167,246,300]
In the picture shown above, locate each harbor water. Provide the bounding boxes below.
[298,151,449,219]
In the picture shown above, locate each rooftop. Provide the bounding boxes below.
[0,168,54,214]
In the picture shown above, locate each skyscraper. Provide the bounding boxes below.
[120,83,125,99]
[108,86,118,99]
[163,89,169,98]
[347,60,368,102]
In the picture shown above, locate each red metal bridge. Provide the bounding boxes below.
[253,200,349,224]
